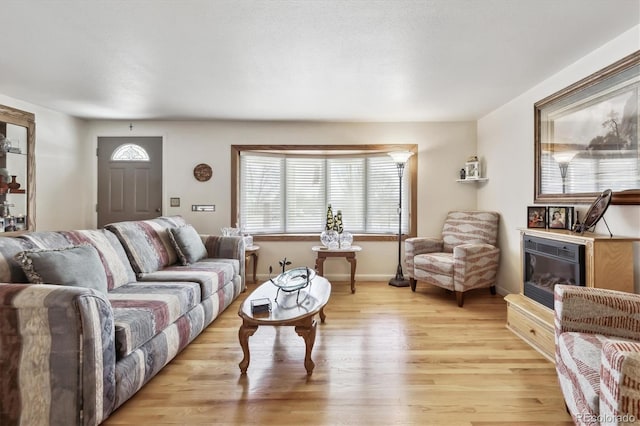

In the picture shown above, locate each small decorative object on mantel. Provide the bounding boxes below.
[459,168,466,180]
[573,189,613,237]
[193,163,213,182]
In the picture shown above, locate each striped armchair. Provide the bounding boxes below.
[554,285,640,425]
[404,211,500,307]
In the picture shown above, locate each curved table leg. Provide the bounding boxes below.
[346,255,357,293]
[295,318,317,375]
[319,306,326,323]
[238,322,258,374]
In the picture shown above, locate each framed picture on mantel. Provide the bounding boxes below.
[527,206,546,229]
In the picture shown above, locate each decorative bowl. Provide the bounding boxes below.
[270,267,316,292]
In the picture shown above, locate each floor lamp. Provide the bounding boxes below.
[388,150,414,287]
[552,151,578,194]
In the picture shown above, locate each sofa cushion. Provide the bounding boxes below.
[14,245,109,296]
[414,252,454,275]
[19,231,73,250]
[442,211,499,252]
[105,216,188,275]
[138,259,238,300]
[0,237,31,282]
[109,281,201,359]
[168,225,208,265]
[60,229,137,290]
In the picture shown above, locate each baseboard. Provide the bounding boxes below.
[254,273,392,283]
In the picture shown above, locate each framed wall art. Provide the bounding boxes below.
[534,50,640,205]
[527,206,547,229]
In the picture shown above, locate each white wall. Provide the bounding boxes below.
[0,94,91,231]
[477,25,640,294]
[86,120,478,281]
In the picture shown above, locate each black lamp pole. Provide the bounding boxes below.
[388,151,413,287]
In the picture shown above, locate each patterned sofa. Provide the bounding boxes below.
[0,216,244,426]
[554,285,640,425]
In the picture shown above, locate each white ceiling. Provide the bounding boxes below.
[1,0,638,121]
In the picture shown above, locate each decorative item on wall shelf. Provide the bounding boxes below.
[193,163,213,182]
[465,156,480,180]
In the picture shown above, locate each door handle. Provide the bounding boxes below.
[156,208,161,213]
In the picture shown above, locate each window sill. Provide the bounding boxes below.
[252,233,414,242]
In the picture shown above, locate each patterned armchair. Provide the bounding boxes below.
[554,285,640,425]
[404,211,500,307]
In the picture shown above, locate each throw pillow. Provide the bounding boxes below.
[168,225,208,265]
[14,245,109,296]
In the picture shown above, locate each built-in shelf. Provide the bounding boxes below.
[456,178,488,183]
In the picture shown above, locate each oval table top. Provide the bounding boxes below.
[239,275,331,326]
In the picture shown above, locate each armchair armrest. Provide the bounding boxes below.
[404,237,444,278]
[554,285,640,341]
[405,237,444,256]
[600,340,640,421]
[0,283,115,426]
[451,243,500,291]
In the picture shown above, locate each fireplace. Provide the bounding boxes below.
[522,235,585,309]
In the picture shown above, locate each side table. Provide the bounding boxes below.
[311,245,362,293]
[245,245,260,284]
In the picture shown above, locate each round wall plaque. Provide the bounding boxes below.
[193,163,213,182]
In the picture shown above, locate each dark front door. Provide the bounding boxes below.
[97,136,162,227]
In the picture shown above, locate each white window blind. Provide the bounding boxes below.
[239,151,410,235]
[286,157,326,232]
[327,157,365,232]
[541,152,639,194]
[240,154,284,233]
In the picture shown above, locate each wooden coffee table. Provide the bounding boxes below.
[238,275,331,375]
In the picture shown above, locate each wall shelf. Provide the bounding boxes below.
[456,178,488,183]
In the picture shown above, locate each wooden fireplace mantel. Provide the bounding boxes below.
[505,228,639,362]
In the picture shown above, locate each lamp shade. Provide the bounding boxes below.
[388,151,414,164]
[552,151,578,164]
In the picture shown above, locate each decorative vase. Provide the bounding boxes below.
[325,204,334,231]
[320,230,339,249]
[339,231,353,248]
[7,176,20,190]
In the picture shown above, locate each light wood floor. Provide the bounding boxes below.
[104,281,573,425]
